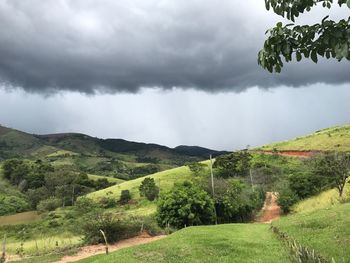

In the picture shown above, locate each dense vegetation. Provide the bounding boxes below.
[1,123,350,263]
[0,159,115,215]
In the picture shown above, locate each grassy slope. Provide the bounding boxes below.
[87,174,125,184]
[259,124,350,151]
[293,179,350,213]
[87,162,209,200]
[79,224,291,263]
[274,202,350,262]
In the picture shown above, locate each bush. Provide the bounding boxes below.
[0,195,30,216]
[288,172,325,199]
[37,197,61,213]
[277,188,299,214]
[156,181,215,229]
[98,196,117,208]
[213,179,264,223]
[74,197,98,214]
[81,212,140,244]
[139,178,159,201]
[119,190,131,204]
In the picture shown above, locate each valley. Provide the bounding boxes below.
[0,124,349,263]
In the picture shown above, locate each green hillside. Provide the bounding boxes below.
[87,162,209,200]
[292,179,350,214]
[274,202,350,262]
[79,224,291,263]
[0,124,225,181]
[259,124,350,151]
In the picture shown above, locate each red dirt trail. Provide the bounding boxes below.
[256,192,281,223]
[55,234,166,263]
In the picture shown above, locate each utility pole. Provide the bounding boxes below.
[210,155,218,225]
[249,168,254,189]
[210,155,215,197]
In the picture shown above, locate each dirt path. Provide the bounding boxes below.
[56,234,166,263]
[256,192,281,223]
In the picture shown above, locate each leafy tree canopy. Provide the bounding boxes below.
[258,0,350,72]
[156,181,215,228]
[139,177,159,201]
[214,151,252,178]
[311,152,350,197]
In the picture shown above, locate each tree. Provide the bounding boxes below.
[188,162,207,176]
[288,171,327,199]
[156,181,215,228]
[213,150,252,178]
[2,159,30,185]
[312,152,350,197]
[139,178,159,201]
[209,179,264,223]
[277,186,299,213]
[258,0,350,72]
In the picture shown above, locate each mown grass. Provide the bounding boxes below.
[86,162,208,201]
[259,124,350,151]
[293,179,350,213]
[78,224,291,263]
[274,202,350,262]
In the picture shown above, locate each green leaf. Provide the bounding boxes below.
[296,51,302,62]
[311,50,318,63]
[277,22,283,28]
[347,0,350,8]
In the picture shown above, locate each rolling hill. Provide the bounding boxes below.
[0,124,227,180]
[258,124,350,152]
[87,161,209,201]
[0,125,226,162]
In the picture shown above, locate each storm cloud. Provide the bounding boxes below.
[0,0,349,94]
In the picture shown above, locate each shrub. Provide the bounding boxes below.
[98,196,117,208]
[74,197,98,214]
[37,197,61,213]
[81,212,139,244]
[139,178,159,201]
[277,188,299,214]
[214,179,264,223]
[288,172,325,199]
[156,181,215,229]
[0,195,30,216]
[119,190,131,204]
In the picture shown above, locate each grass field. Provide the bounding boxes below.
[293,179,350,213]
[259,124,350,151]
[78,224,291,263]
[86,162,209,200]
[0,211,40,226]
[4,232,81,255]
[274,202,350,262]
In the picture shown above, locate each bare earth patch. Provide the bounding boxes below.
[56,234,166,263]
[257,192,281,223]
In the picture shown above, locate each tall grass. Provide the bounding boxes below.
[293,180,350,214]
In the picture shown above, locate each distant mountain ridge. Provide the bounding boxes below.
[0,125,228,162]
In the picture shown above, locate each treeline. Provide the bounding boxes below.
[0,159,115,215]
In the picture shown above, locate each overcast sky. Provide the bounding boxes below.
[0,0,349,150]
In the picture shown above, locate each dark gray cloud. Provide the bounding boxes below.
[0,0,349,94]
